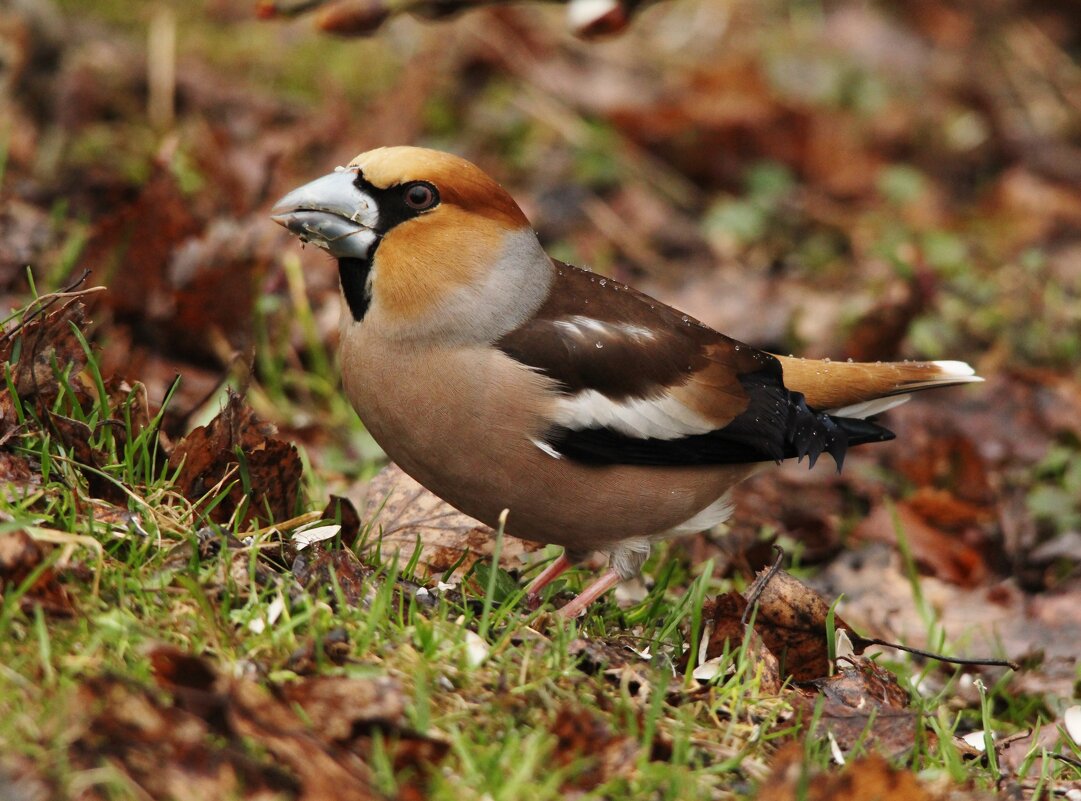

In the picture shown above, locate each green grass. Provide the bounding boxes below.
[0,281,1076,800]
[0,284,776,799]
[6,2,1080,795]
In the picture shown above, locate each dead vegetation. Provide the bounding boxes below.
[0,0,1079,798]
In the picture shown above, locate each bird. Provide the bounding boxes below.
[270,146,982,618]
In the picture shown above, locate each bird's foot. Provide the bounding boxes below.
[523,552,573,609]
[556,569,621,619]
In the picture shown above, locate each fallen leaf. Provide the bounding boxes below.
[686,592,784,693]
[808,657,916,743]
[285,627,352,675]
[48,413,129,504]
[696,591,750,661]
[744,568,863,682]
[0,450,36,489]
[758,746,940,801]
[818,544,1078,701]
[567,637,654,697]
[321,494,362,548]
[226,679,381,801]
[888,410,995,507]
[358,464,541,583]
[281,675,406,742]
[853,500,988,587]
[72,675,297,800]
[841,274,933,362]
[0,530,75,617]
[77,150,273,360]
[169,390,302,525]
[2,298,90,408]
[292,542,373,607]
[316,0,391,35]
[147,646,441,800]
[802,657,919,757]
[550,706,639,791]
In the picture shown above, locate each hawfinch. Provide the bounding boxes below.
[271,147,981,618]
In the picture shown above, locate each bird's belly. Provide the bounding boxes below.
[339,333,747,550]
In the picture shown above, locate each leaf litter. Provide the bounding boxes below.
[1,0,1080,798]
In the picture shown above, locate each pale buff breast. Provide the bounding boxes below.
[338,324,750,551]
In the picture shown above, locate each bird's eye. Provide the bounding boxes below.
[404,182,437,210]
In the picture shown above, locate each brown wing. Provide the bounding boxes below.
[496,262,755,416]
[496,263,892,468]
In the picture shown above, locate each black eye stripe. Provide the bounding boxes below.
[350,172,440,232]
[337,171,440,324]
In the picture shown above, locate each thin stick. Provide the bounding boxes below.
[860,636,1020,671]
[741,545,785,626]
[1,270,97,343]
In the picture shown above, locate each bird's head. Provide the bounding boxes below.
[271,146,552,342]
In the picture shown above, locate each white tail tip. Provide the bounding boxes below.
[933,360,983,381]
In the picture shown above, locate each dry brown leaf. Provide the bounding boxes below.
[746,568,863,683]
[853,501,988,587]
[982,167,1081,251]
[550,706,640,791]
[286,628,353,675]
[905,487,992,530]
[758,746,938,801]
[293,543,373,608]
[169,390,302,526]
[841,274,932,362]
[567,637,654,697]
[281,675,406,742]
[683,570,865,684]
[227,679,383,801]
[146,646,448,800]
[892,423,994,507]
[48,412,129,504]
[698,591,751,661]
[725,467,858,567]
[72,674,297,800]
[819,545,1078,701]
[685,591,784,692]
[803,657,918,757]
[0,450,36,489]
[321,494,362,549]
[2,298,90,408]
[0,530,75,617]
[316,0,391,35]
[358,464,542,582]
[81,160,200,320]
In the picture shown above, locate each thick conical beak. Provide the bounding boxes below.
[270,167,380,259]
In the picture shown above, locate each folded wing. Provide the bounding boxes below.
[496,263,897,469]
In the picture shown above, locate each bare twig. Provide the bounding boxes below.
[741,545,784,626]
[859,636,1020,672]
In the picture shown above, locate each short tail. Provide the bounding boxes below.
[774,356,982,418]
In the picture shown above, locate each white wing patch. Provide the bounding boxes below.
[551,315,657,343]
[553,389,716,440]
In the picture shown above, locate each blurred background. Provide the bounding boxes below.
[1,0,1079,610]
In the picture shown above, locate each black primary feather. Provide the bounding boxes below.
[546,370,895,470]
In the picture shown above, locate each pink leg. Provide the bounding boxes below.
[524,552,573,607]
[556,569,621,619]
